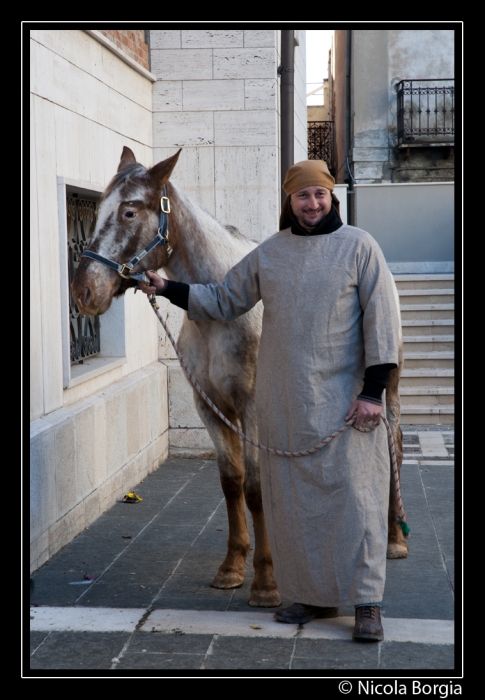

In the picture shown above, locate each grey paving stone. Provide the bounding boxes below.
[31,538,125,572]
[403,435,420,445]
[203,635,294,670]
[428,511,455,559]
[424,489,455,508]
[92,557,174,585]
[29,631,130,670]
[77,581,162,608]
[115,651,205,670]
[420,464,454,484]
[292,638,379,670]
[379,641,455,670]
[151,597,231,611]
[444,558,454,588]
[30,631,49,656]
[129,630,213,653]
[382,570,454,620]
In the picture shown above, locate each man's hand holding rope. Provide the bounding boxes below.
[345,399,382,428]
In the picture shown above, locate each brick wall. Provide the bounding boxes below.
[99,30,149,70]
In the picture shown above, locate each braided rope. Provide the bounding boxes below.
[149,296,407,525]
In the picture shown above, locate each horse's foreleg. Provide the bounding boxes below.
[241,410,281,607]
[386,363,409,559]
[194,397,250,589]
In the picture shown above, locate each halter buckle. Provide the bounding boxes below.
[118,263,133,279]
[161,196,171,214]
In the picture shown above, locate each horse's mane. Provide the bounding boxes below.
[224,224,258,245]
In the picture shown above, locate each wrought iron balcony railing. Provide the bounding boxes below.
[396,79,454,147]
[308,121,335,175]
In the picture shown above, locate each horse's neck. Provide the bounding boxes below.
[164,183,254,285]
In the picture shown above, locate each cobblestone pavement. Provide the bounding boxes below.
[27,424,460,681]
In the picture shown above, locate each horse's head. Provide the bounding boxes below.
[71,147,181,316]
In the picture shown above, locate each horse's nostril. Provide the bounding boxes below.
[84,286,91,306]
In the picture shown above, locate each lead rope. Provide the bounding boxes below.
[148,295,408,533]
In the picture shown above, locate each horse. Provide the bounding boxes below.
[72,146,409,607]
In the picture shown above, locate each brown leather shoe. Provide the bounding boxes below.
[352,606,384,642]
[274,603,339,624]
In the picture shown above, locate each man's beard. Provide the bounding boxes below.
[300,211,324,229]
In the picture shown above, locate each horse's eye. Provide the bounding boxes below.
[124,211,136,219]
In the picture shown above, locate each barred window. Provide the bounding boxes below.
[67,193,100,364]
[308,121,335,176]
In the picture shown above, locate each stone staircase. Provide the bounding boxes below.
[394,273,454,425]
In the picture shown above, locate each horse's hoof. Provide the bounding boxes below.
[248,590,282,607]
[387,542,409,559]
[211,570,245,589]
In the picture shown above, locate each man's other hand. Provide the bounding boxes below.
[345,399,382,428]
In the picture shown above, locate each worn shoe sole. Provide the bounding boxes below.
[274,607,339,624]
[352,630,384,642]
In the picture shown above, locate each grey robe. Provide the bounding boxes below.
[188,225,401,607]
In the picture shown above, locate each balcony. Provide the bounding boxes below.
[396,79,454,149]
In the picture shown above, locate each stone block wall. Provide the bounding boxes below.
[150,29,281,240]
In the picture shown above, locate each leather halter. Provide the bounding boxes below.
[81,186,171,284]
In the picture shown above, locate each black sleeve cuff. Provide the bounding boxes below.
[360,363,397,402]
[156,280,190,311]
[356,394,383,406]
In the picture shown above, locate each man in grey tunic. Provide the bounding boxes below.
[141,160,401,642]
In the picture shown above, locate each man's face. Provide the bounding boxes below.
[290,185,332,231]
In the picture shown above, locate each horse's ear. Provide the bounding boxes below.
[147,149,182,188]
[118,146,137,173]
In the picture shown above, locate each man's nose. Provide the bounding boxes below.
[307,195,319,208]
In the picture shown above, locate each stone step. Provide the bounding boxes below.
[403,352,454,370]
[398,288,454,296]
[400,404,455,415]
[400,304,454,321]
[399,368,454,388]
[393,273,454,290]
[403,351,454,359]
[398,290,454,305]
[402,336,454,352]
[401,320,454,336]
[399,386,454,395]
[399,391,454,406]
[399,404,454,425]
[394,274,455,424]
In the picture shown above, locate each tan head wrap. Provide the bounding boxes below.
[283,160,335,195]
[279,160,340,230]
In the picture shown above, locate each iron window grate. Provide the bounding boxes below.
[67,195,100,364]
